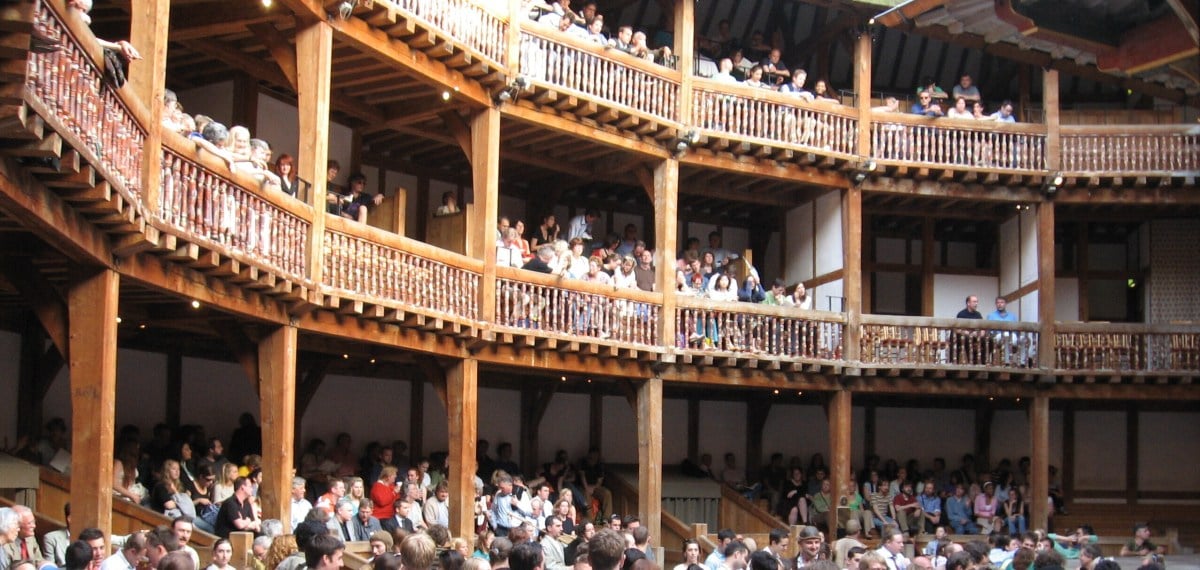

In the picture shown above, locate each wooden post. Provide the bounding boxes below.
[468,108,501,322]
[674,0,694,125]
[447,359,479,539]
[1029,395,1050,530]
[229,532,255,570]
[827,390,852,540]
[854,30,872,157]
[653,160,679,347]
[1037,201,1056,372]
[128,0,170,215]
[921,217,935,316]
[506,0,522,77]
[66,269,119,539]
[637,377,663,544]
[258,325,297,525]
[296,21,333,285]
[416,176,430,241]
[843,186,863,361]
[1125,404,1138,504]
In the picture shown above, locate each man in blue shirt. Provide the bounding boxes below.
[986,297,1017,322]
[911,91,944,117]
[945,484,978,534]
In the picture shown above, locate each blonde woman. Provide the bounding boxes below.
[152,459,195,518]
[347,477,366,514]
[213,461,239,504]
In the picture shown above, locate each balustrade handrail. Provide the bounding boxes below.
[374,0,508,67]
[494,265,661,304]
[861,313,1041,332]
[325,214,485,276]
[674,294,847,322]
[1056,322,1200,334]
[1061,124,1200,136]
[519,24,684,84]
[869,111,1049,135]
[692,78,860,121]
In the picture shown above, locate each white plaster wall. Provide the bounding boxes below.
[538,392,591,460]
[697,400,747,467]
[1074,411,1127,490]
[991,409,1065,473]
[424,382,449,452]
[765,231,782,282]
[479,387,522,457]
[178,357,262,433]
[874,272,907,315]
[723,227,750,260]
[177,81,233,129]
[785,202,815,284]
[1055,278,1081,322]
[875,238,906,264]
[761,404,830,463]
[813,192,842,276]
[1139,412,1200,490]
[1020,209,1038,287]
[601,395,638,463]
[875,408,974,468]
[388,171,419,238]
[300,374,414,449]
[254,94,301,175]
[1018,291,1037,323]
[1000,216,1020,295]
[933,274,998,319]
[663,398,689,463]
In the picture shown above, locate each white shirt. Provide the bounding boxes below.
[566,214,592,241]
[100,552,136,570]
[291,497,313,531]
[875,547,909,570]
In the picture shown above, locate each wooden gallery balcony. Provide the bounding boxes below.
[0,0,1197,388]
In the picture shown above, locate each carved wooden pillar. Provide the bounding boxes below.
[468,108,500,323]
[827,390,852,539]
[258,325,298,525]
[1029,395,1050,530]
[637,377,663,544]
[297,20,333,284]
[447,359,479,539]
[129,0,170,215]
[654,160,679,347]
[66,269,119,540]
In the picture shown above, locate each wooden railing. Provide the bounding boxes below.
[870,114,1047,172]
[495,266,661,346]
[675,296,845,360]
[860,315,1041,369]
[159,137,311,280]
[377,0,508,67]
[27,0,147,204]
[1055,323,1200,372]
[324,216,482,322]
[717,483,788,535]
[519,26,680,125]
[1061,125,1200,175]
[691,80,859,156]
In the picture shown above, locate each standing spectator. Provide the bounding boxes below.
[952,75,981,103]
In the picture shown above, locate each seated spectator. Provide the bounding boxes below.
[946,97,972,119]
[791,282,812,310]
[584,16,606,44]
[762,279,788,305]
[237,139,282,192]
[990,101,1017,123]
[191,121,234,167]
[986,297,1017,322]
[609,25,634,54]
[1120,525,1162,557]
[759,49,788,87]
[523,245,554,274]
[513,221,534,263]
[711,58,738,84]
[743,65,769,88]
[912,91,944,117]
[613,256,638,289]
[582,256,612,285]
[872,97,901,113]
[952,75,981,103]
[729,49,753,80]
[435,191,460,216]
[916,76,949,101]
[779,69,814,100]
[556,14,588,40]
[972,101,992,121]
[324,160,343,215]
[738,274,765,303]
[274,154,299,197]
[228,126,252,163]
[812,79,839,103]
[629,31,671,65]
[708,273,737,302]
[339,173,384,224]
[66,0,141,61]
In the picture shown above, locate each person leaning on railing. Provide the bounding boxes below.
[67,0,142,62]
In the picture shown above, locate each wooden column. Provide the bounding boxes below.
[674,0,694,124]
[258,325,297,525]
[827,390,852,540]
[921,217,935,316]
[447,359,479,539]
[1125,404,1138,504]
[1043,69,1061,172]
[854,31,872,157]
[166,352,182,430]
[654,160,679,347]
[505,0,522,76]
[128,0,170,214]
[296,21,333,284]
[416,176,430,241]
[843,186,863,361]
[468,108,500,322]
[1036,201,1056,372]
[66,269,119,539]
[637,377,663,544]
[1029,395,1050,530]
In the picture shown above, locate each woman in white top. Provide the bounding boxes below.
[207,539,235,570]
[742,65,768,89]
[947,97,973,119]
[792,282,813,310]
[564,239,590,279]
[673,540,702,570]
[613,256,638,289]
[213,461,239,505]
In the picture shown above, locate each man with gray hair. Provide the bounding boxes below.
[0,508,20,570]
[523,244,555,274]
[2,506,42,565]
[290,477,312,532]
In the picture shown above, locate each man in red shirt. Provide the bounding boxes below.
[892,481,923,537]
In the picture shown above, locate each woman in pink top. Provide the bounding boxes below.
[974,481,1001,533]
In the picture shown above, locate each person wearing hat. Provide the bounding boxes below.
[833,520,865,568]
[974,482,1000,534]
[795,526,824,568]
